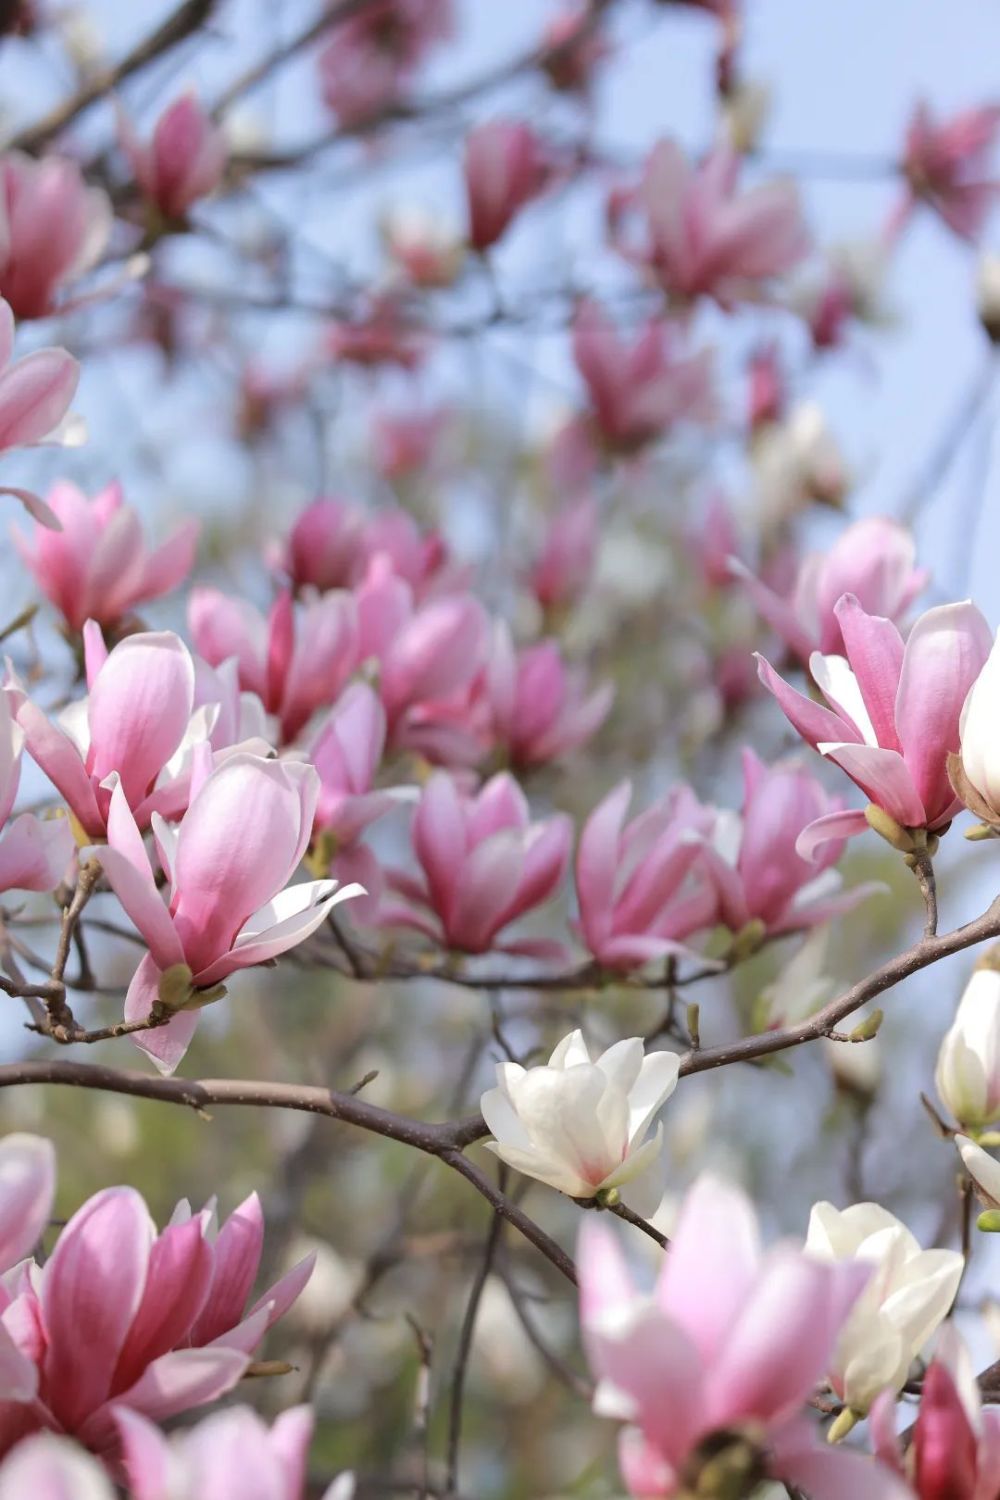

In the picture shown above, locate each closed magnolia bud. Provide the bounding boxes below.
[936,966,1000,1129]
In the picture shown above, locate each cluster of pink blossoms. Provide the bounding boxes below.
[0,1132,348,1497]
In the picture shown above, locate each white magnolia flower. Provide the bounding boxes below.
[805,1201,963,1414]
[936,966,1000,1129]
[957,1133,1000,1208]
[958,629,1000,820]
[480,1030,680,1218]
[753,402,848,525]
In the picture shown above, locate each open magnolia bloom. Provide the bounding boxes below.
[0,1175,312,1458]
[758,594,992,856]
[116,1405,354,1500]
[805,1201,963,1417]
[90,753,363,1073]
[481,1029,679,1216]
[0,296,81,527]
[578,1174,904,1500]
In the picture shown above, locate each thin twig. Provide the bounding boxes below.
[5,0,217,151]
[445,1185,505,1495]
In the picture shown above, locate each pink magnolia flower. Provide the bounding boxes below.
[899,101,1000,242]
[120,91,228,220]
[0,1180,312,1458]
[308,683,394,849]
[92,753,362,1072]
[360,511,462,598]
[687,491,744,591]
[572,299,715,453]
[578,1174,889,1500]
[381,206,464,290]
[695,748,878,938]
[12,480,198,633]
[731,517,927,667]
[280,497,367,593]
[619,139,810,307]
[116,1405,353,1500]
[0,1435,113,1500]
[575,780,716,971]
[325,295,427,371]
[383,771,571,955]
[372,405,451,481]
[318,0,452,125]
[757,594,992,854]
[0,1133,54,1274]
[0,297,79,528]
[529,494,599,613]
[189,586,357,745]
[464,120,551,252]
[486,628,613,769]
[0,693,72,895]
[13,623,201,840]
[0,151,111,318]
[306,682,401,912]
[870,1329,1000,1500]
[355,554,488,759]
[747,342,784,429]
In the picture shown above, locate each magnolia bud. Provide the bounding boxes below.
[936,967,1000,1130]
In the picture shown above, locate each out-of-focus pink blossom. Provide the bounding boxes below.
[12,623,201,840]
[464,120,551,253]
[92,753,362,1072]
[318,0,452,125]
[695,748,878,937]
[747,343,784,429]
[578,1173,878,1500]
[572,299,715,452]
[617,139,810,307]
[281,497,368,593]
[899,101,1000,242]
[0,1175,313,1457]
[529,494,599,612]
[278,500,461,600]
[13,480,198,633]
[0,298,80,528]
[120,92,227,221]
[117,1404,353,1500]
[0,151,110,319]
[758,595,992,854]
[189,586,358,744]
[575,780,716,970]
[541,3,610,94]
[0,1435,113,1500]
[237,360,310,441]
[687,491,743,590]
[486,628,612,769]
[0,1133,54,1275]
[383,771,571,955]
[355,554,488,760]
[325,295,427,371]
[309,682,395,848]
[0,693,72,896]
[372,405,451,481]
[731,517,927,666]
[870,1328,1000,1500]
[381,205,464,289]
